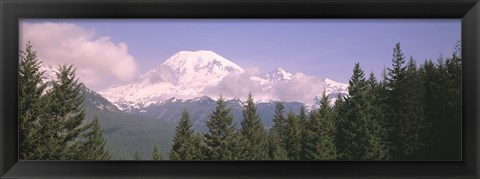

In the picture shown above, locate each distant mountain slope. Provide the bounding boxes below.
[125,96,306,132]
[81,85,176,160]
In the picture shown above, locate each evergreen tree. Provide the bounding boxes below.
[204,96,238,160]
[298,106,309,160]
[303,91,336,160]
[191,133,207,160]
[169,110,196,160]
[384,43,409,159]
[442,42,461,160]
[400,56,429,159]
[18,42,47,160]
[333,94,349,159]
[267,129,288,160]
[271,102,287,149]
[239,92,268,160]
[284,111,302,160]
[421,47,461,160]
[37,65,89,160]
[151,146,164,160]
[337,63,387,160]
[76,116,111,160]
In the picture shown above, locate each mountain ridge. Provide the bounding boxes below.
[98,50,349,110]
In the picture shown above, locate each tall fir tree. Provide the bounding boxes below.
[284,111,302,160]
[76,115,111,160]
[271,102,287,149]
[333,93,349,159]
[384,43,409,159]
[37,65,89,160]
[239,92,268,160]
[298,106,309,160]
[169,109,196,160]
[204,96,238,160]
[18,42,47,160]
[400,56,429,159]
[442,42,461,160]
[337,63,387,160]
[303,91,337,160]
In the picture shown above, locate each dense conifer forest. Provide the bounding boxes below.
[19,42,461,160]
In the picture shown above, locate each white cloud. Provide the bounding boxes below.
[20,22,139,91]
[202,69,328,103]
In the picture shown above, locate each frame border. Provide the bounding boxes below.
[1,0,479,178]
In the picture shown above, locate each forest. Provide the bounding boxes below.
[19,42,461,160]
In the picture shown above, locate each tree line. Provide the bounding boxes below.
[19,41,460,160]
[166,42,461,160]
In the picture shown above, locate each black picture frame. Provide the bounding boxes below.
[1,0,479,178]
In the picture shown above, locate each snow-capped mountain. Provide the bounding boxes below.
[261,67,294,83]
[99,50,246,109]
[99,50,349,111]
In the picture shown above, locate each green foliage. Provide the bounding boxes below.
[303,92,337,160]
[169,110,196,160]
[337,63,387,160]
[239,92,268,160]
[204,96,238,160]
[151,146,164,160]
[133,150,143,160]
[18,43,122,160]
[267,129,288,160]
[76,116,111,160]
[271,102,287,147]
[35,64,88,160]
[284,111,302,160]
[18,42,47,160]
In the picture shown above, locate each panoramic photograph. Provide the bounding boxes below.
[18,19,461,160]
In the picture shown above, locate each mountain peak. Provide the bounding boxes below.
[263,67,293,82]
[162,50,244,72]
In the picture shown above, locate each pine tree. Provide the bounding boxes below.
[333,94,348,160]
[76,116,111,160]
[169,109,196,160]
[37,65,89,160]
[399,56,429,159]
[267,129,288,160]
[284,111,302,160]
[18,42,47,160]
[298,106,309,160]
[337,63,387,160]
[204,96,238,160]
[442,42,461,160]
[271,102,287,149]
[421,46,461,160]
[239,92,268,160]
[151,146,164,160]
[303,91,336,160]
[384,43,409,159]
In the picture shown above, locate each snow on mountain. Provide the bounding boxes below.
[99,50,245,109]
[99,50,349,111]
[261,67,294,83]
[324,78,349,95]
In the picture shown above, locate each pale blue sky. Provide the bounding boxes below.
[22,19,460,84]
